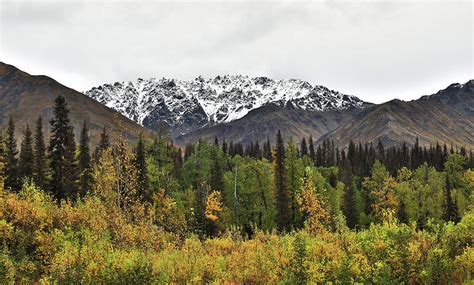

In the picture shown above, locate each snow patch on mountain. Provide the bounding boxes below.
[84,75,367,134]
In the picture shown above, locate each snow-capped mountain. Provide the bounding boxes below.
[84,75,368,136]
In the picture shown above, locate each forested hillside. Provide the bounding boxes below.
[0,96,473,283]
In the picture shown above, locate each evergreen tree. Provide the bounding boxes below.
[442,174,460,223]
[377,140,385,163]
[274,130,291,231]
[263,137,273,161]
[79,121,93,198]
[65,122,79,198]
[308,136,316,164]
[18,124,34,180]
[172,147,183,176]
[94,127,110,160]
[347,140,357,175]
[300,138,308,158]
[4,116,19,191]
[315,145,323,167]
[210,146,224,194]
[222,139,228,155]
[33,116,48,189]
[134,133,150,202]
[341,155,357,229]
[49,95,79,201]
[285,141,303,228]
[0,131,5,189]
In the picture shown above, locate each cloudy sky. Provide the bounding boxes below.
[1,0,472,103]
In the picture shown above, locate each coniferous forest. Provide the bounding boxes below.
[1,96,473,283]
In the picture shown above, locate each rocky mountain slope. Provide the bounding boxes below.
[175,103,363,145]
[85,75,369,137]
[0,62,149,145]
[319,80,474,148]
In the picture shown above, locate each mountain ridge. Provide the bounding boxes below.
[318,80,474,148]
[84,75,370,137]
[0,62,149,145]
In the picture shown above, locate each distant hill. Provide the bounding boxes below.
[0,62,149,146]
[175,103,363,145]
[320,80,474,148]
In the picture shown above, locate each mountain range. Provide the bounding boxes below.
[85,75,369,137]
[85,74,474,148]
[1,62,472,149]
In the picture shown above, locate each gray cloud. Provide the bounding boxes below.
[1,0,472,103]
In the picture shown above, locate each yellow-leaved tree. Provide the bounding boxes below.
[297,169,329,236]
[205,191,222,222]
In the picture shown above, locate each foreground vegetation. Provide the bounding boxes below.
[0,96,473,283]
[1,183,473,283]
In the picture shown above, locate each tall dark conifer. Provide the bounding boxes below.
[308,136,316,164]
[263,137,273,162]
[210,149,224,193]
[341,153,358,229]
[0,131,5,189]
[300,138,308,158]
[94,127,110,161]
[49,95,79,201]
[222,139,228,155]
[377,140,385,163]
[4,116,19,191]
[18,125,34,180]
[33,116,47,189]
[134,133,150,202]
[79,121,93,198]
[275,130,291,231]
[442,173,460,223]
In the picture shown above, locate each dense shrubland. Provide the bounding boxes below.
[0,96,473,283]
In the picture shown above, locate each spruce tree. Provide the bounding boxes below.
[263,137,273,162]
[308,136,316,164]
[134,133,150,202]
[64,121,79,199]
[341,155,357,229]
[275,130,291,231]
[79,121,93,198]
[222,139,228,155]
[18,124,34,180]
[4,116,19,191]
[285,141,303,228]
[33,116,47,189]
[377,140,385,163]
[49,95,79,201]
[300,137,308,158]
[442,173,460,223]
[0,130,5,189]
[210,147,224,194]
[94,127,110,160]
[172,147,183,177]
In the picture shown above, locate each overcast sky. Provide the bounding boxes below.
[1,0,472,103]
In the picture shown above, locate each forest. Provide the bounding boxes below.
[0,96,473,283]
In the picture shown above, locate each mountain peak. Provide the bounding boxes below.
[84,75,369,137]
